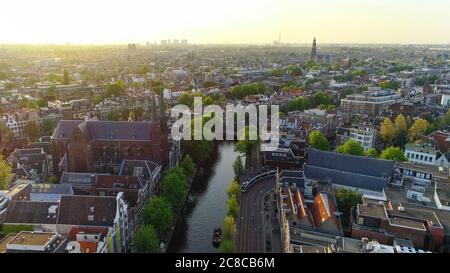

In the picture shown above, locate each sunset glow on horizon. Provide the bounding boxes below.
[1,0,450,45]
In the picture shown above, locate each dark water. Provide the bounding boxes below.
[167,142,242,253]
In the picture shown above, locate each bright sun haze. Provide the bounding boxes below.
[1,0,450,44]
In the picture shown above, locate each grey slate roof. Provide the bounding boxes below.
[304,165,388,192]
[4,201,59,225]
[57,195,117,227]
[308,149,396,178]
[52,120,84,140]
[53,120,153,141]
[80,121,152,141]
[264,148,298,162]
[304,149,396,192]
[119,159,161,177]
[60,172,108,187]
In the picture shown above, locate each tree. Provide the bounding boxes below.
[48,175,59,184]
[37,98,48,107]
[5,82,17,90]
[380,117,396,146]
[235,127,259,166]
[104,82,125,98]
[395,114,408,132]
[133,225,159,253]
[136,65,150,75]
[307,130,330,151]
[223,215,237,241]
[445,109,450,126]
[162,167,188,210]
[0,156,14,190]
[232,156,244,178]
[153,85,164,96]
[0,124,14,142]
[335,188,362,227]
[409,118,430,141]
[380,147,407,162]
[142,197,174,236]
[415,77,426,86]
[182,139,214,167]
[177,93,194,108]
[393,114,408,148]
[128,111,135,121]
[107,111,121,121]
[121,109,131,121]
[219,239,235,253]
[203,96,213,106]
[203,81,217,88]
[26,101,39,109]
[231,82,269,100]
[92,95,103,105]
[179,155,197,178]
[182,115,215,166]
[24,121,39,141]
[380,80,400,90]
[287,64,302,76]
[365,148,378,158]
[0,71,7,81]
[47,85,57,98]
[63,68,70,85]
[42,119,57,135]
[270,68,284,77]
[227,194,240,219]
[336,139,365,156]
[135,107,144,120]
[226,179,241,198]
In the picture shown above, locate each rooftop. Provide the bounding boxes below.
[389,217,427,231]
[53,120,154,141]
[8,231,58,247]
[308,149,396,178]
[357,203,389,221]
[57,195,117,227]
[0,233,18,253]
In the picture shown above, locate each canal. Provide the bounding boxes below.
[167,142,243,253]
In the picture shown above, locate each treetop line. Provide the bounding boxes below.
[170,97,280,149]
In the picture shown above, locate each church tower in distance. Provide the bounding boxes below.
[311,37,317,62]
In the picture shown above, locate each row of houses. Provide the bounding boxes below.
[276,149,450,253]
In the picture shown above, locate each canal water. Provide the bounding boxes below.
[167,142,242,253]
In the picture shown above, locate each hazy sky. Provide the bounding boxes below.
[1,0,449,44]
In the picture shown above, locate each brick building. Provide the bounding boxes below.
[51,96,169,174]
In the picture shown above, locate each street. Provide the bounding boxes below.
[236,177,276,253]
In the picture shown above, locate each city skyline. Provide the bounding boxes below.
[1,0,450,45]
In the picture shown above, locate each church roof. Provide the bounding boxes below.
[53,120,153,142]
